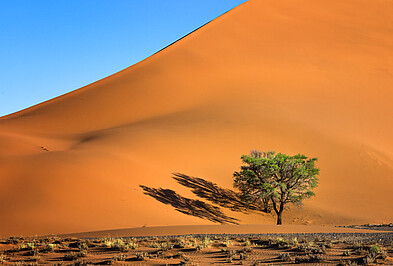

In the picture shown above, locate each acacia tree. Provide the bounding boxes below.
[233,150,319,225]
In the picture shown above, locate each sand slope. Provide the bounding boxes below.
[0,0,393,236]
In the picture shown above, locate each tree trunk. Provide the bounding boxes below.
[276,202,284,225]
[271,197,284,225]
[276,210,283,225]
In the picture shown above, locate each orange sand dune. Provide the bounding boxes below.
[1,0,393,237]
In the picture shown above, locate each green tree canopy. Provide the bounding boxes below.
[233,150,319,225]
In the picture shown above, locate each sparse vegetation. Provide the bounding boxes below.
[135,252,148,261]
[103,238,138,251]
[0,254,5,263]
[279,252,292,262]
[0,233,391,264]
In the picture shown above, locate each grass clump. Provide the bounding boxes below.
[242,239,252,246]
[295,254,323,263]
[149,241,160,248]
[42,243,56,252]
[279,252,292,262]
[160,242,173,251]
[103,238,138,251]
[0,254,5,263]
[63,251,87,261]
[135,252,148,261]
[112,254,127,261]
[201,236,212,248]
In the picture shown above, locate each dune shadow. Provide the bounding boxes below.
[140,185,238,224]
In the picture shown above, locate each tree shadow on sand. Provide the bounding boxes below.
[140,185,238,224]
[172,173,265,213]
[140,173,267,224]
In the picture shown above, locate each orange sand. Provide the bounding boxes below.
[61,225,386,238]
[0,0,392,236]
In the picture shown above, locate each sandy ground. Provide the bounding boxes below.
[60,225,387,238]
[1,233,393,265]
[0,0,392,236]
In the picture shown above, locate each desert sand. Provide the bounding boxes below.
[61,225,387,238]
[1,233,392,265]
[0,0,393,237]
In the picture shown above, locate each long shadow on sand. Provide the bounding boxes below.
[140,185,238,224]
[140,173,267,224]
[172,173,265,213]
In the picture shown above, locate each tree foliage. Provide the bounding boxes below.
[233,150,319,225]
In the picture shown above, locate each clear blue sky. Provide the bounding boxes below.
[0,0,247,117]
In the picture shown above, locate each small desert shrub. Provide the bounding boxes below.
[103,238,137,251]
[242,239,252,246]
[112,254,127,261]
[295,254,323,263]
[215,239,232,248]
[64,252,79,261]
[111,239,126,251]
[225,240,233,247]
[26,242,35,250]
[337,260,359,266]
[15,262,38,266]
[380,249,388,260]
[188,237,198,248]
[127,241,138,250]
[369,244,380,256]
[239,252,248,260]
[135,252,148,261]
[194,244,203,251]
[71,259,90,266]
[160,242,173,251]
[343,250,351,256]
[6,237,25,245]
[311,246,326,254]
[321,239,333,248]
[291,237,299,246]
[43,243,56,252]
[201,236,212,248]
[0,254,5,263]
[174,239,186,249]
[78,242,88,252]
[279,252,292,262]
[363,255,376,264]
[63,251,86,261]
[295,242,312,252]
[149,241,160,248]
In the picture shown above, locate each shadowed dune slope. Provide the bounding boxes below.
[0,0,393,236]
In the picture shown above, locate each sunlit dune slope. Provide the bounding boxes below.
[0,0,392,236]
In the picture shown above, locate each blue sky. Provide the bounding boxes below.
[0,0,247,117]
